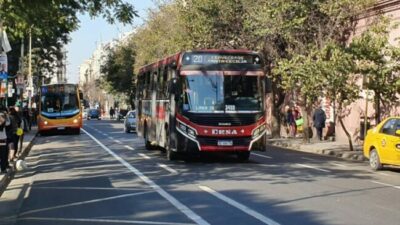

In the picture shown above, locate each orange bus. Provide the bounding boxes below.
[37,83,83,134]
[136,49,268,161]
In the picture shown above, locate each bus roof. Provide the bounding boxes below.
[138,49,260,74]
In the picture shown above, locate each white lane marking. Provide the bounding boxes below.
[34,187,150,191]
[199,186,280,225]
[138,153,151,159]
[82,129,210,225]
[20,191,154,216]
[301,157,315,161]
[114,140,123,144]
[158,163,178,174]
[109,136,115,140]
[20,217,196,225]
[296,163,330,172]
[371,181,400,190]
[330,162,347,168]
[252,153,272,159]
[377,172,390,177]
[124,145,135,150]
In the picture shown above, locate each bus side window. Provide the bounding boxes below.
[157,68,164,99]
[144,72,151,99]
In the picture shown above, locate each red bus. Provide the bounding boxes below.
[136,50,268,160]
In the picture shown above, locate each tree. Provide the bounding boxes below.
[178,0,375,137]
[101,40,136,109]
[133,1,187,70]
[0,0,138,77]
[350,16,400,123]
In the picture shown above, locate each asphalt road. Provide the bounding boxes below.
[1,119,399,225]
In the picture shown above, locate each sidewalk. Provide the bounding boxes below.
[267,137,366,162]
[0,127,37,196]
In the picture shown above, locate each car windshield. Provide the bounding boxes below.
[180,74,263,113]
[41,85,79,117]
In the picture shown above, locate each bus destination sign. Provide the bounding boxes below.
[183,53,258,65]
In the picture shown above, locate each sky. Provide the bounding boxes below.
[65,1,155,83]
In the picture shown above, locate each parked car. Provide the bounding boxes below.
[87,109,101,120]
[363,116,400,170]
[124,110,136,133]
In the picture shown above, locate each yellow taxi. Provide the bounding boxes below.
[363,117,400,170]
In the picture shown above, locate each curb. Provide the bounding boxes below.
[267,140,366,162]
[0,132,37,197]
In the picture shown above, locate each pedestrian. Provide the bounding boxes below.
[291,105,300,137]
[7,107,21,159]
[313,104,327,141]
[109,107,115,119]
[0,106,10,173]
[23,105,31,131]
[285,105,296,138]
[0,105,10,173]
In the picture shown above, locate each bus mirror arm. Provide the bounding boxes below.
[265,76,272,94]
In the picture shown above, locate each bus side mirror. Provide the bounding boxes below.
[168,78,178,96]
[265,77,272,93]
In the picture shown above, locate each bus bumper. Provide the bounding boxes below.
[176,132,266,153]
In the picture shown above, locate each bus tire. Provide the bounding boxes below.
[144,125,153,150]
[167,149,179,161]
[237,152,250,162]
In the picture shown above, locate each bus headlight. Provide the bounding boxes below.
[187,128,196,137]
[178,121,197,138]
[44,121,48,125]
[73,119,78,123]
[252,124,266,139]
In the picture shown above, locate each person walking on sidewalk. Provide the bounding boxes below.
[7,107,21,159]
[313,104,326,141]
[0,107,10,173]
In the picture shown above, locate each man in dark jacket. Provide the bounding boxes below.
[313,105,326,141]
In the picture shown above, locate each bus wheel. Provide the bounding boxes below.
[237,152,250,162]
[144,126,153,150]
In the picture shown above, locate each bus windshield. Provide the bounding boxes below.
[41,84,80,117]
[181,74,263,113]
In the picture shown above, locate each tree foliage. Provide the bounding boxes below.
[350,16,400,122]
[101,40,136,109]
[0,0,138,77]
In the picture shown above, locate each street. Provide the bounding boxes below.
[1,119,400,225]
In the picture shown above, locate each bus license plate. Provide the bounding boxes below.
[57,127,66,130]
[218,140,233,146]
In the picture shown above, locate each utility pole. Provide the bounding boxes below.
[28,26,33,109]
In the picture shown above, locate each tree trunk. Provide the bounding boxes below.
[301,98,311,143]
[270,85,285,138]
[338,115,354,151]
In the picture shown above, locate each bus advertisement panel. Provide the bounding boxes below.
[136,50,267,161]
[37,83,82,134]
